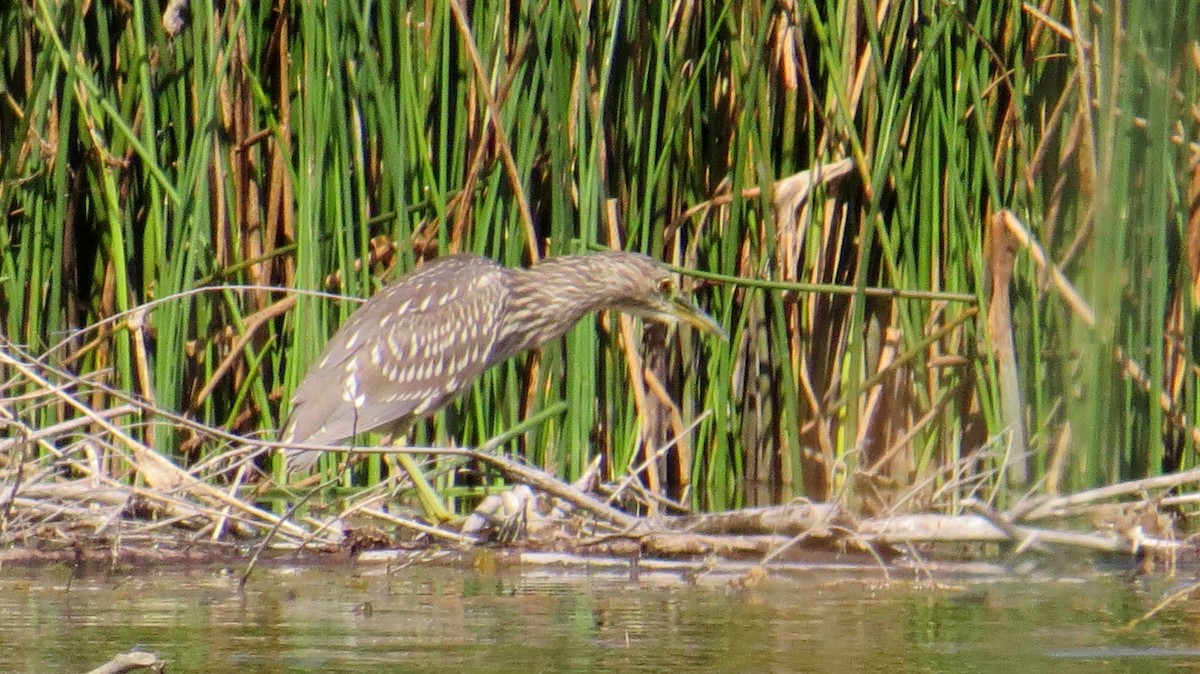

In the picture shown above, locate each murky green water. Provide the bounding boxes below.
[3,559,1200,673]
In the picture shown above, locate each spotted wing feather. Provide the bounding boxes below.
[283,254,511,470]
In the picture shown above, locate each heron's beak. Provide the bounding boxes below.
[670,296,728,341]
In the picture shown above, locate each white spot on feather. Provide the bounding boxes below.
[341,372,363,407]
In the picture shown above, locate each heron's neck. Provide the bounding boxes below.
[498,255,634,357]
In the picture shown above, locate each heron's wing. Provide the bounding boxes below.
[283,255,510,450]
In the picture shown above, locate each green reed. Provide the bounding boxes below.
[1,0,1196,513]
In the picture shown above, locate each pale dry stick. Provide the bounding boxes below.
[1121,578,1200,632]
[12,484,138,508]
[359,506,477,545]
[607,411,711,507]
[0,365,95,404]
[857,512,1130,552]
[210,461,251,541]
[1159,492,1200,509]
[997,210,1097,327]
[186,438,271,483]
[4,497,107,528]
[328,451,474,537]
[1019,467,1200,521]
[1022,1,1073,39]
[600,479,691,516]
[0,404,139,452]
[1031,498,1180,525]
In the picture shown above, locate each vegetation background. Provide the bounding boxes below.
[2,0,1198,515]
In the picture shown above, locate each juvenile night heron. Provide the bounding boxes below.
[280,251,724,518]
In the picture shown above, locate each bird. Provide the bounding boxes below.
[280,251,725,518]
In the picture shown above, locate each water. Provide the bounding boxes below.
[2,560,1199,673]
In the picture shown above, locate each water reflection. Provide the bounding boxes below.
[1,563,1197,673]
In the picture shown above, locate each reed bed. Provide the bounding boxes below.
[0,328,1188,574]
[1,0,1198,528]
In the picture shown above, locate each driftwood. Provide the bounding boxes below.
[85,650,164,674]
[662,503,848,536]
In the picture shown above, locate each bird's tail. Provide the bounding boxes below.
[278,418,323,475]
[282,447,323,475]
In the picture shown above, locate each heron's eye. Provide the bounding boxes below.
[657,278,675,295]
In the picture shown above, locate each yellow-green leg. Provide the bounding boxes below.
[386,451,458,525]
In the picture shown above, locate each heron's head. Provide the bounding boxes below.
[599,253,727,340]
